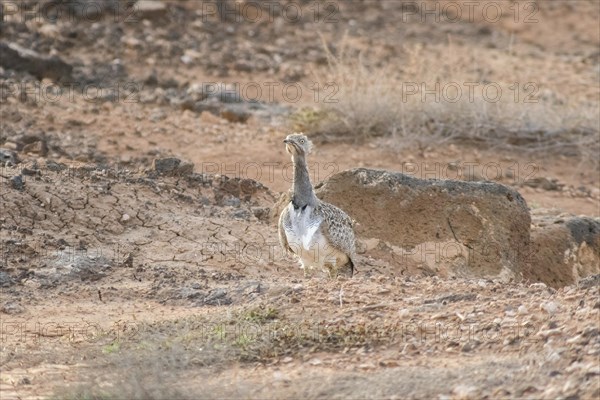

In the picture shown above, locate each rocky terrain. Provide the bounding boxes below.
[0,1,599,399]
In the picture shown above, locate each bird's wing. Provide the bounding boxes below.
[278,204,293,254]
[316,201,356,259]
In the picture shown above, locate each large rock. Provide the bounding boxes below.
[527,211,600,287]
[153,157,194,176]
[0,42,72,82]
[313,168,531,279]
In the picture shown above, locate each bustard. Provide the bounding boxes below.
[278,133,356,277]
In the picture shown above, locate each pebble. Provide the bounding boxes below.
[517,305,528,315]
[1,302,25,314]
[541,301,559,314]
[10,175,24,190]
[452,384,479,399]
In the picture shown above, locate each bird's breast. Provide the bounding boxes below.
[285,205,323,251]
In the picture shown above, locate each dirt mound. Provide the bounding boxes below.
[0,159,280,299]
[311,168,530,280]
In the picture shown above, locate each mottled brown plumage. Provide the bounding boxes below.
[278,133,356,277]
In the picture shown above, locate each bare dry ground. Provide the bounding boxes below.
[1,1,599,399]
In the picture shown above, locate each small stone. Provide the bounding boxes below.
[19,376,31,385]
[0,272,15,288]
[461,342,476,352]
[46,161,67,172]
[10,175,24,190]
[452,384,479,399]
[379,359,400,367]
[220,106,251,123]
[1,301,25,314]
[358,363,376,370]
[135,0,167,20]
[292,284,304,292]
[121,213,130,222]
[272,371,290,382]
[541,301,559,314]
[222,196,241,208]
[517,305,528,315]
[0,148,17,165]
[22,167,38,176]
[232,209,250,220]
[398,308,410,318]
[251,207,270,221]
[22,141,47,155]
[153,157,194,176]
[529,282,547,290]
[282,356,293,363]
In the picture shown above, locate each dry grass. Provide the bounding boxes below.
[299,38,599,166]
[51,305,400,399]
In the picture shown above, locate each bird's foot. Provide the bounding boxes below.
[302,265,312,278]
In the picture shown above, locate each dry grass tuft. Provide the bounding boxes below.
[302,39,599,166]
[52,306,401,399]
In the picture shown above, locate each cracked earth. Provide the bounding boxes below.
[1,1,599,399]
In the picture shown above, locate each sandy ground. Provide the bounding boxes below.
[1,1,599,399]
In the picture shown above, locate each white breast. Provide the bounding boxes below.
[286,204,322,250]
[284,204,347,270]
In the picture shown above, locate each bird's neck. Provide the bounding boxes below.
[291,154,318,209]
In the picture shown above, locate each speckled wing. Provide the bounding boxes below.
[278,204,293,254]
[316,201,356,260]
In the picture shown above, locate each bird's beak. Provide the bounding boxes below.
[283,139,291,144]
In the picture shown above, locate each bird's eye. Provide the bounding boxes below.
[300,139,305,143]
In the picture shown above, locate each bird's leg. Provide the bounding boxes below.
[324,263,335,279]
[301,262,311,278]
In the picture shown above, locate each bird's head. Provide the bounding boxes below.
[283,133,313,157]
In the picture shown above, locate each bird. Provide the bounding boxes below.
[278,133,356,278]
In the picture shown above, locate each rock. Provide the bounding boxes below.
[0,148,17,166]
[22,141,48,156]
[517,305,528,314]
[45,161,68,172]
[203,288,231,305]
[189,101,222,116]
[134,0,168,20]
[313,168,531,279]
[251,207,271,222]
[0,271,15,288]
[578,274,600,289]
[222,196,241,208]
[70,256,113,281]
[541,301,559,314]
[528,212,600,287]
[10,175,24,190]
[0,42,73,82]
[232,209,250,219]
[1,302,25,315]
[177,286,204,300]
[424,293,477,304]
[452,384,479,399]
[523,177,562,191]
[220,105,252,123]
[153,157,194,176]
